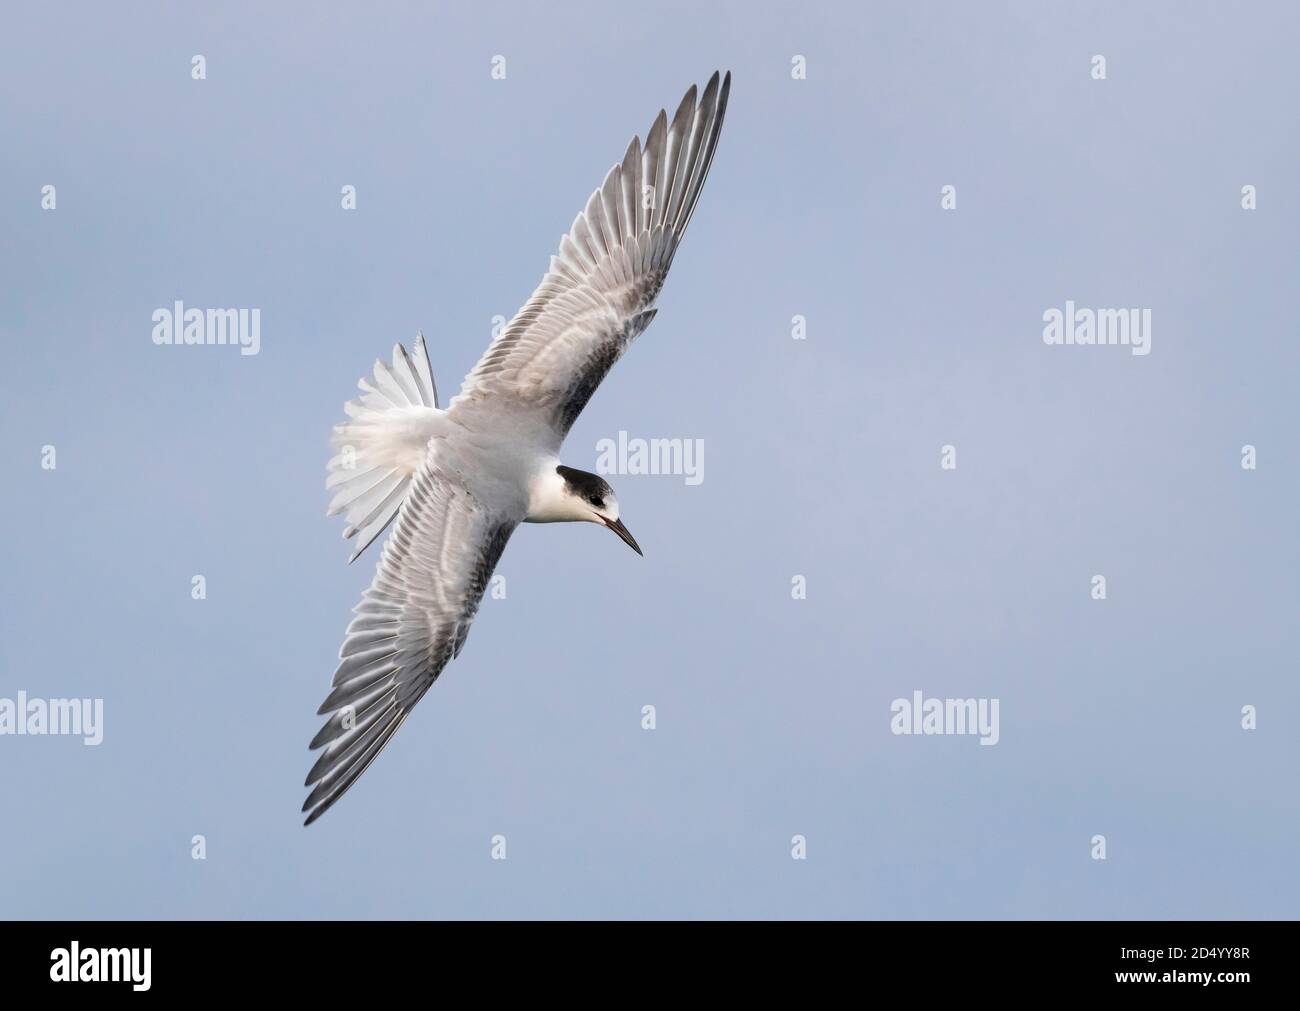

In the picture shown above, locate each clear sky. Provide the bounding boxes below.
[2,0,1297,919]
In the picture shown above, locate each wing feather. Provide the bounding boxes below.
[449,72,731,439]
[303,451,518,825]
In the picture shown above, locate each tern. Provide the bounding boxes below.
[303,72,731,824]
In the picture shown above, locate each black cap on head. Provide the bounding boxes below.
[556,465,612,508]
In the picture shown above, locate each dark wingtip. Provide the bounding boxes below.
[302,792,326,824]
[308,721,333,750]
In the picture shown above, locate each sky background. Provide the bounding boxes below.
[2,0,1297,919]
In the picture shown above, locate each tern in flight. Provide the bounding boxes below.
[303,72,731,824]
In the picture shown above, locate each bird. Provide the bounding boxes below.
[303,71,731,825]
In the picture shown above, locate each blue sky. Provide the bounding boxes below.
[1,0,1297,918]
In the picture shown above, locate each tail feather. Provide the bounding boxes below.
[327,333,443,564]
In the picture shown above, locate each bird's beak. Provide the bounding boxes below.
[602,516,643,556]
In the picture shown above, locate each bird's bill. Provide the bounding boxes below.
[602,516,643,556]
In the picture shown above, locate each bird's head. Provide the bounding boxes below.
[555,465,642,556]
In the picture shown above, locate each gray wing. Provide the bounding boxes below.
[449,71,731,438]
[303,453,516,825]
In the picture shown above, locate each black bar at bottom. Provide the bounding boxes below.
[0,919,1282,995]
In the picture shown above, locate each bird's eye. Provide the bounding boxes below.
[590,496,604,508]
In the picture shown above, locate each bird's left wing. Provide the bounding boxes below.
[303,451,517,825]
[449,71,731,438]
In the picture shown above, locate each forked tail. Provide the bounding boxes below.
[325,333,444,562]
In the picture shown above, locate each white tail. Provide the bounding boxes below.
[326,333,443,563]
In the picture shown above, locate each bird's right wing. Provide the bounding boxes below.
[449,71,731,439]
[304,451,517,825]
